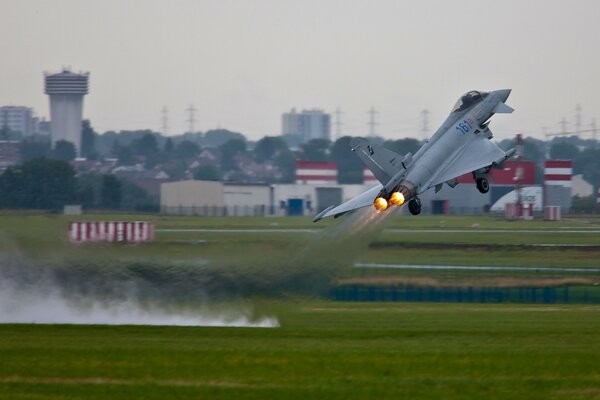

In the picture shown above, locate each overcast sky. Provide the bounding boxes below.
[1,0,599,140]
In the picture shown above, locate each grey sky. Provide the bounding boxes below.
[1,0,598,140]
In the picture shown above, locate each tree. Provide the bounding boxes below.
[193,164,223,181]
[115,144,135,165]
[81,120,97,159]
[175,140,200,160]
[120,179,157,212]
[576,148,600,186]
[550,141,580,160]
[273,149,296,183]
[51,140,77,161]
[100,175,122,209]
[203,129,245,147]
[383,138,421,155]
[164,138,174,153]
[219,138,247,171]
[76,173,105,209]
[133,133,159,158]
[300,139,331,161]
[0,158,77,209]
[161,160,187,180]
[19,136,51,162]
[254,136,288,163]
[522,138,545,168]
[330,136,364,184]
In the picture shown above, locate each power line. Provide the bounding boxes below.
[161,106,168,135]
[367,107,378,137]
[186,104,197,134]
[559,117,568,135]
[421,109,429,138]
[575,104,582,135]
[545,128,597,138]
[333,107,342,140]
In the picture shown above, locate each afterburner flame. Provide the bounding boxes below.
[373,197,388,211]
[389,191,405,206]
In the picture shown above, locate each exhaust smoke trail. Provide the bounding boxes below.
[0,207,394,326]
[0,257,278,327]
[284,207,399,292]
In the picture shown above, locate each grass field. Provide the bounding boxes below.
[1,213,600,399]
[1,212,599,282]
[1,301,600,400]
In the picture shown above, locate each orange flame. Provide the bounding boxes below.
[389,192,405,206]
[373,197,388,211]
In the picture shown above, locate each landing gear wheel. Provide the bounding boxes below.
[476,177,489,194]
[408,198,421,215]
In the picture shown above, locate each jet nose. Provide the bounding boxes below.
[495,89,512,103]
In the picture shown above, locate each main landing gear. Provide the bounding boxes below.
[476,177,489,194]
[408,197,421,215]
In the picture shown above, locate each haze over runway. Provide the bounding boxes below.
[1,0,599,140]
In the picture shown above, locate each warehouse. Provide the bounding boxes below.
[160,180,369,217]
[160,180,271,216]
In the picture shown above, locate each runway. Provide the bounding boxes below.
[156,228,600,234]
[355,262,600,273]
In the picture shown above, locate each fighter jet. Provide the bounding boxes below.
[313,89,515,222]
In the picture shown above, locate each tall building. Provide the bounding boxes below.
[44,68,89,155]
[282,109,331,144]
[0,106,37,136]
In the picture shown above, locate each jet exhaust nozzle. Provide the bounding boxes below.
[373,197,388,211]
[389,191,405,206]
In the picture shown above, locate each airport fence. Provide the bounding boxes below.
[330,285,600,304]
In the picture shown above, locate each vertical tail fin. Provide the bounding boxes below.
[350,137,405,184]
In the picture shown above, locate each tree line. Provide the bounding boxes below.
[0,158,155,211]
[4,119,600,211]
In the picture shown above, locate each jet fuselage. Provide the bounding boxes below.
[379,89,512,202]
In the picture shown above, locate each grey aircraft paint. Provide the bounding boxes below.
[314,89,514,221]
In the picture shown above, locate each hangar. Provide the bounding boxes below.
[160,180,271,216]
[160,180,371,217]
[160,160,573,217]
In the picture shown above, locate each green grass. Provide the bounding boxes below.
[1,214,600,398]
[2,213,600,281]
[1,301,600,399]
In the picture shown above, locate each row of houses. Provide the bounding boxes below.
[160,160,584,217]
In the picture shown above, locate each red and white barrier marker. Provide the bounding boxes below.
[69,221,154,243]
[544,206,561,221]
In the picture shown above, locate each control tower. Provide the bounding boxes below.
[44,69,89,155]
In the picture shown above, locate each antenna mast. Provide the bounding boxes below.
[367,107,378,137]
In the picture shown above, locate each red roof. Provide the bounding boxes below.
[457,160,536,185]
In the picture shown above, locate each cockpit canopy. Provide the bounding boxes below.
[451,91,488,113]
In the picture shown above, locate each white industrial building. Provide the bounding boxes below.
[271,183,370,216]
[44,68,89,155]
[160,180,372,217]
[572,174,593,197]
[160,159,581,218]
[161,180,271,216]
